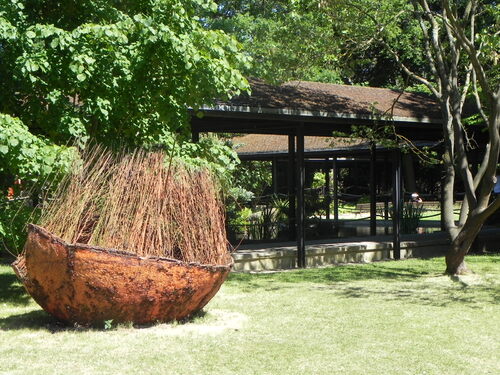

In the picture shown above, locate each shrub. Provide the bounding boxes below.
[0,197,39,256]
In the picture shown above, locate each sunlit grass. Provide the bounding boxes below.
[1,255,499,375]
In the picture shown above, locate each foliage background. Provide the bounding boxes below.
[0,0,250,254]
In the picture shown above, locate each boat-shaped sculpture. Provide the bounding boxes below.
[12,224,232,325]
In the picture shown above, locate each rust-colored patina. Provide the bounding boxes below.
[12,224,232,325]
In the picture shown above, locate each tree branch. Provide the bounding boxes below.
[472,196,500,225]
[442,0,493,101]
[414,4,439,85]
[415,0,449,82]
[471,70,489,125]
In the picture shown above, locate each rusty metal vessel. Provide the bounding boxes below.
[12,224,232,325]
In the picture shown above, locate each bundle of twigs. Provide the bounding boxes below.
[39,147,230,265]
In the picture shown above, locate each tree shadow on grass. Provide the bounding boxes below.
[228,262,441,292]
[229,256,500,289]
[228,259,499,308]
[323,280,500,308]
[0,272,31,306]
[0,308,209,332]
[0,309,124,332]
[0,310,62,332]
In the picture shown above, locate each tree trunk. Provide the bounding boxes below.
[445,235,472,275]
[445,216,483,275]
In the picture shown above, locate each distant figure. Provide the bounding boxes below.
[410,192,423,203]
[6,177,22,200]
[494,176,500,195]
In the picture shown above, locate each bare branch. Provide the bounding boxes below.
[415,0,449,82]
[454,126,477,208]
[472,70,489,125]
[473,196,500,224]
[339,0,442,98]
[388,48,441,98]
[459,63,472,113]
[442,0,493,100]
[414,5,439,83]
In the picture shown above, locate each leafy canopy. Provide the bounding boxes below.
[207,0,342,84]
[0,0,249,147]
[0,114,75,180]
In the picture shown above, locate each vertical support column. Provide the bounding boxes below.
[191,129,200,143]
[383,154,390,221]
[333,157,339,225]
[296,125,306,268]
[288,134,296,241]
[392,149,402,260]
[324,158,330,220]
[402,153,417,194]
[370,143,377,236]
[272,158,278,195]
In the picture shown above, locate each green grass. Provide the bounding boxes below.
[1,255,499,375]
[418,209,460,222]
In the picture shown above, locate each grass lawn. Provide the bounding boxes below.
[418,209,460,222]
[1,255,499,375]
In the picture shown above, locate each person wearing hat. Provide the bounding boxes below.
[410,192,423,203]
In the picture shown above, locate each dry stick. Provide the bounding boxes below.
[40,147,230,264]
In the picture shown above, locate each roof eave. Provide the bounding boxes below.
[196,105,442,125]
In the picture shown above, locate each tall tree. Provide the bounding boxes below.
[207,0,344,83]
[208,0,430,86]
[318,0,499,274]
[0,0,249,149]
[0,0,248,253]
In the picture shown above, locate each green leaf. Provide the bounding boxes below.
[42,164,52,174]
[28,61,39,72]
[83,56,95,65]
[0,145,9,154]
[76,73,86,82]
[8,138,19,147]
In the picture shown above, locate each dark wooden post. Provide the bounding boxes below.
[383,154,390,221]
[296,125,306,268]
[370,143,377,236]
[333,157,339,225]
[288,134,296,241]
[392,149,402,260]
[272,158,278,195]
[191,129,200,143]
[324,158,330,220]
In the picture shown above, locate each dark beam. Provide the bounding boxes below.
[288,134,296,241]
[272,158,278,195]
[370,143,377,236]
[324,158,330,220]
[238,149,388,161]
[333,158,339,225]
[383,155,390,221]
[296,124,306,268]
[392,150,402,260]
[190,114,444,141]
[191,129,199,143]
